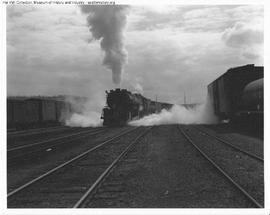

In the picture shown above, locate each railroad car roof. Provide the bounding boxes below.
[208,64,263,87]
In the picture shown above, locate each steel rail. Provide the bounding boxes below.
[7,129,107,162]
[7,128,16,132]
[8,125,66,136]
[178,125,263,208]
[8,127,104,152]
[73,127,152,208]
[193,125,263,162]
[7,126,140,198]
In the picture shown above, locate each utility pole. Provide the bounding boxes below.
[184,91,186,105]
[155,95,157,113]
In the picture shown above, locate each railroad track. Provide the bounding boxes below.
[193,125,263,162]
[7,127,107,162]
[8,125,67,137]
[178,125,263,208]
[74,127,152,208]
[8,126,151,208]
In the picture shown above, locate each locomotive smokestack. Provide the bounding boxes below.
[80,5,129,85]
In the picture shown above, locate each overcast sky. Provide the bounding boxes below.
[6,4,263,106]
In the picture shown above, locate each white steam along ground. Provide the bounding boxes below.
[64,95,217,127]
[129,96,218,126]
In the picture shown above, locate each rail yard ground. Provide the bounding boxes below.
[7,124,263,208]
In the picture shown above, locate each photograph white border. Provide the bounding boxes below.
[0,0,269,214]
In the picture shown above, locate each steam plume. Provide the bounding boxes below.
[80,5,129,85]
[64,95,104,127]
[129,97,218,126]
[66,111,101,127]
[133,82,143,94]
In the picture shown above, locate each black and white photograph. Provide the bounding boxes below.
[1,0,268,213]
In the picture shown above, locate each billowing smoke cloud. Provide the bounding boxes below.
[80,5,129,85]
[65,111,101,127]
[132,82,143,94]
[64,95,105,127]
[129,97,218,126]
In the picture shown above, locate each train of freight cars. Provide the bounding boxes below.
[101,88,173,126]
[7,98,71,129]
[208,64,263,128]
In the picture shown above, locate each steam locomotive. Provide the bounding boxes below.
[101,89,173,126]
[208,64,263,127]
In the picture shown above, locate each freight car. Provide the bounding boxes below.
[208,64,263,126]
[236,78,263,128]
[241,78,263,112]
[101,88,173,126]
[7,98,71,129]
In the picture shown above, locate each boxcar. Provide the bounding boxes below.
[55,101,72,122]
[208,64,263,120]
[25,99,42,124]
[40,100,56,122]
[7,99,14,127]
[55,101,62,122]
[7,97,72,129]
[12,100,27,126]
[161,102,173,110]
[7,99,40,128]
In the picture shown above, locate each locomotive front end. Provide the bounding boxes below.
[102,89,133,126]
